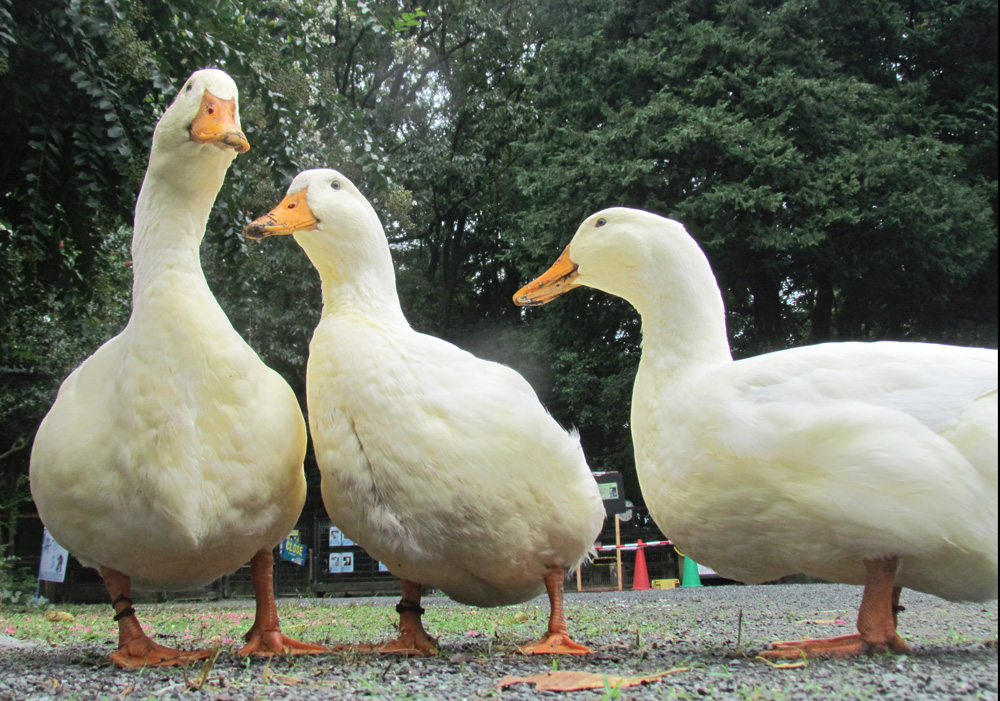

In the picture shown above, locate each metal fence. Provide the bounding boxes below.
[30,508,702,604]
[309,517,400,597]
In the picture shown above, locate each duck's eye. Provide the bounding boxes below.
[596,217,607,227]
[331,181,341,191]
[185,83,193,93]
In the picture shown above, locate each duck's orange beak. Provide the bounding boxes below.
[190,89,250,153]
[243,188,318,240]
[513,245,580,307]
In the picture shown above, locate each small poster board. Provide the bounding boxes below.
[340,551,354,573]
[38,528,69,583]
[593,471,627,516]
[329,551,355,574]
[328,526,354,547]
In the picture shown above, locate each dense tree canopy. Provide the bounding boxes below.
[1,0,996,532]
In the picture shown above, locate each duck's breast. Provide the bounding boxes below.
[30,303,306,587]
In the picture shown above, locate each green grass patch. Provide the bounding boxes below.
[0,597,557,652]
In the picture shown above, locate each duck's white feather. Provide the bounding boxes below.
[30,70,306,590]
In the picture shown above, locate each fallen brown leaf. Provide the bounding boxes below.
[270,674,307,686]
[44,611,75,623]
[497,668,687,692]
[794,619,847,625]
[757,656,807,669]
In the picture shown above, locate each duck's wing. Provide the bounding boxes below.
[735,342,997,431]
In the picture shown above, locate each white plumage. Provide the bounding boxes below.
[310,314,599,605]
[516,206,997,657]
[634,340,997,599]
[29,69,313,666]
[245,169,605,654]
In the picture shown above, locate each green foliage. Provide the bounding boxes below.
[517,0,996,353]
[0,542,40,611]
[393,9,427,32]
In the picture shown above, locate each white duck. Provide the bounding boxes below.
[515,207,998,659]
[244,169,605,655]
[29,69,323,667]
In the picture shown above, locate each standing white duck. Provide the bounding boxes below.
[29,69,324,668]
[243,169,605,655]
[515,207,997,659]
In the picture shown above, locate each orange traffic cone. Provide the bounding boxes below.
[632,540,650,590]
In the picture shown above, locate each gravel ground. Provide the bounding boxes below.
[1,584,996,700]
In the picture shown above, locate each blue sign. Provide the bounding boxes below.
[279,538,307,566]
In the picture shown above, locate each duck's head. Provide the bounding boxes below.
[243,169,355,241]
[244,169,397,301]
[147,68,249,186]
[514,207,714,316]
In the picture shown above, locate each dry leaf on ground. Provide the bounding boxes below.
[44,611,75,623]
[756,656,808,669]
[497,668,687,692]
[795,618,847,625]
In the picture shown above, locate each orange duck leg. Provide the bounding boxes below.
[760,557,912,660]
[101,567,212,669]
[377,579,438,656]
[519,565,591,655]
[238,548,330,656]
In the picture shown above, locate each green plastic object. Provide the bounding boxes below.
[681,555,703,587]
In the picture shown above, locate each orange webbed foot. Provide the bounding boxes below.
[109,639,213,669]
[377,632,439,657]
[375,580,438,656]
[759,633,912,660]
[238,629,331,657]
[519,632,592,655]
[236,549,332,657]
[520,565,591,655]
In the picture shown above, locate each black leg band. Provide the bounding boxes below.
[111,594,133,607]
[113,606,136,622]
[395,599,425,616]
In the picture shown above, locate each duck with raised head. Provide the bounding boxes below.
[30,69,325,668]
[515,207,997,659]
[244,169,605,656]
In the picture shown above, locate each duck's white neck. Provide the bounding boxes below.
[293,221,408,325]
[591,235,733,385]
[129,153,228,309]
[634,277,733,384]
